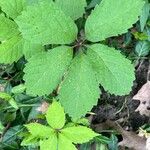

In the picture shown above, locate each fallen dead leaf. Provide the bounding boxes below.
[133,81,150,100]
[92,120,146,150]
[133,81,150,117]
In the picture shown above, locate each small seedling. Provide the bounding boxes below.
[22,101,99,150]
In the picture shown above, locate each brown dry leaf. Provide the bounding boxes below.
[36,101,49,113]
[133,81,150,116]
[133,81,150,100]
[93,120,146,150]
[118,130,146,150]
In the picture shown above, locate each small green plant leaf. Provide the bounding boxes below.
[85,0,144,42]
[0,0,26,19]
[59,52,100,119]
[96,143,108,150]
[0,92,12,102]
[23,101,98,150]
[58,134,77,150]
[133,32,148,40]
[0,35,23,64]
[0,122,4,134]
[87,44,135,95]
[0,92,18,109]
[46,101,65,129]
[55,0,87,20]
[25,123,53,138]
[11,84,26,94]
[80,143,91,150]
[87,0,102,10]
[140,1,150,31]
[24,46,73,96]
[40,134,57,150]
[108,134,118,150]
[95,135,111,144]
[62,126,99,144]
[135,41,150,57]
[15,1,77,45]
[0,16,20,41]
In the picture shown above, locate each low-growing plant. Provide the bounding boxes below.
[0,0,144,119]
[22,101,99,150]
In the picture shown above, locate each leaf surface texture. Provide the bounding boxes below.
[24,46,73,96]
[15,1,77,45]
[85,0,144,42]
[59,52,100,119]
[87,44,135,95]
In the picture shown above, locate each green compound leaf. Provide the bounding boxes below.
[87,44,135,95]
[58,134,77,150]
[40,134,57,150]
[15,1,77,45]
[0,0,26,19]
[24,46,73,96]
[0,15,20,41]
[55,0,87,20]
[59,52,100,119]
[46,101,66,129]
[85,0,144,42]
[62,126,98,144]
[0,35,23,64]
[25,123,53,138]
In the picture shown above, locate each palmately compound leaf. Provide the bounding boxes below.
[25,123,53,138]
[24,46,73,96]
[62,126,98,144]
[55,0,87,20]
[0,0,26,19]
[85,0,144,42]
[87,44,135,95]
[0,15,20,41]
[58,134,77,150]
[15,1,77,45]
[59,52,100,119]
[40,133,57,150]
[0,35,23,64]
[46,101,66,129]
